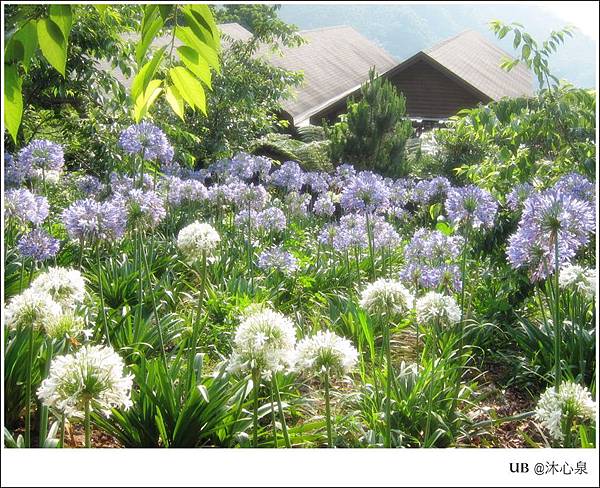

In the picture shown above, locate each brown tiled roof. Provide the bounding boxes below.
[258,26,399,125]
[423,30,533,100]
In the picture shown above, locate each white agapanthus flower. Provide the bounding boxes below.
[535,382,596,442]
[415,291,461,326]
[4,288,61,331]
[30,267,86,309]
[293,330,358,377]
[359,278,414,318]
[37,345,133,419]
[44,312,86,341]
[559,265,596,300]
[228,308,297,379]
[176,221,220,261]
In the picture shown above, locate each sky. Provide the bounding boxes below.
[537,1,599,39]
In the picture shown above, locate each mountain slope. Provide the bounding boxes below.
[279,4,596,89]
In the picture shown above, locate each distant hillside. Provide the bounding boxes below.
[279,4,596,89]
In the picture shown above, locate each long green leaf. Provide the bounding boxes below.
[176,45,212,88]
[4,64,23,142]
[49,4,73,42]
[11,21,38,72]
[131,46,166,102]
[169,66,206,114]
[175,26,219,72]
[37,18,67,76]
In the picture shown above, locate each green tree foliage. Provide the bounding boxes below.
[327,69,413,177]
[4,4,220,143]
[435,22,595,194]
[157,4,304,164]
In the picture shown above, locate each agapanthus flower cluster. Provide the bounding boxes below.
[4,288,62,331]
[228,308,297,379]
[415,291,461,326]
[359,279,414,318]
[328,164,356,192]
[234,183,269,211]
[208,179,246,208]
[17,139,65,175]
[43,312,86,341]
[118,122,173,162]
[305,171,330,194]
[399,228,463,292]
[109,171,154,194]
[332,213,368,252]
[256,207,287,232]
[208,153,272,182]
[30,267,86,310]
[293,330,358,377]
[535,381,596,442]
[559,264,596,300]
[4,189,49,226]
[176,221,220,261]
[37,345,133,418]
[340,171,390,214]
[165,176,208,206]
[413,177,451,203]
[372,217,401,250]
[285,191,311,218]
[17,229,60,261]
[313,194,336,217]
[75,174,104,197]
[270,161,305,192]
[445,185,498,229]
[119,189,166,229]
[258,246,299,275]
[234,208,258,228]
[554,172,595,206]
[506,188,595,281]
[62,198,128,242]
[506,182,535,212]
[4,152,27,187]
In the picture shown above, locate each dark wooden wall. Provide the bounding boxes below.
[308,58,490,125]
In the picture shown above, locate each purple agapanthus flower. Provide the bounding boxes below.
[119,122,173,162]
[372,218,401,250]
[234,208,258,227]
[62,198,127,241]
[165,176,208,206]
[4,189,49,226]
[506,183,535,212]
[305,172,330,194]
[256,207,287,232]
[414,177,451,203]
[270,161,305,192]
[340,171,390,214]
[76,174,105,197]
[445,185,498,229]
[17,229,60,261]
[121,189,166,229]
[235,183,269,211]
[329,164,357,192]
[4,152,26,187]
[258,246,299,275]
[554,172,595,205]
[313,195,336,217]
[17,139,65,174]
[109,172,153,194]
[332,213,368,252]
[506,188,595,281]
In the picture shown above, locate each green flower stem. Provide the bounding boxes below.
[39,338,54,446]
[134,228,144,344]
[140,236,168,371]
[563,410,575,448]
[365,212,376,280]
[24,325,35,448]
[553,236,561,392]
[459,223,471,351]
[384,324,392,448]
[188,251,207,393]
[323,369,333,448]
[272,375,291,448]
[60,414,66,448]
[95,241,111,346]
[270,387,278,448]
[424,319,439,446]
[84,398,91,448]
[252,368,260,448]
